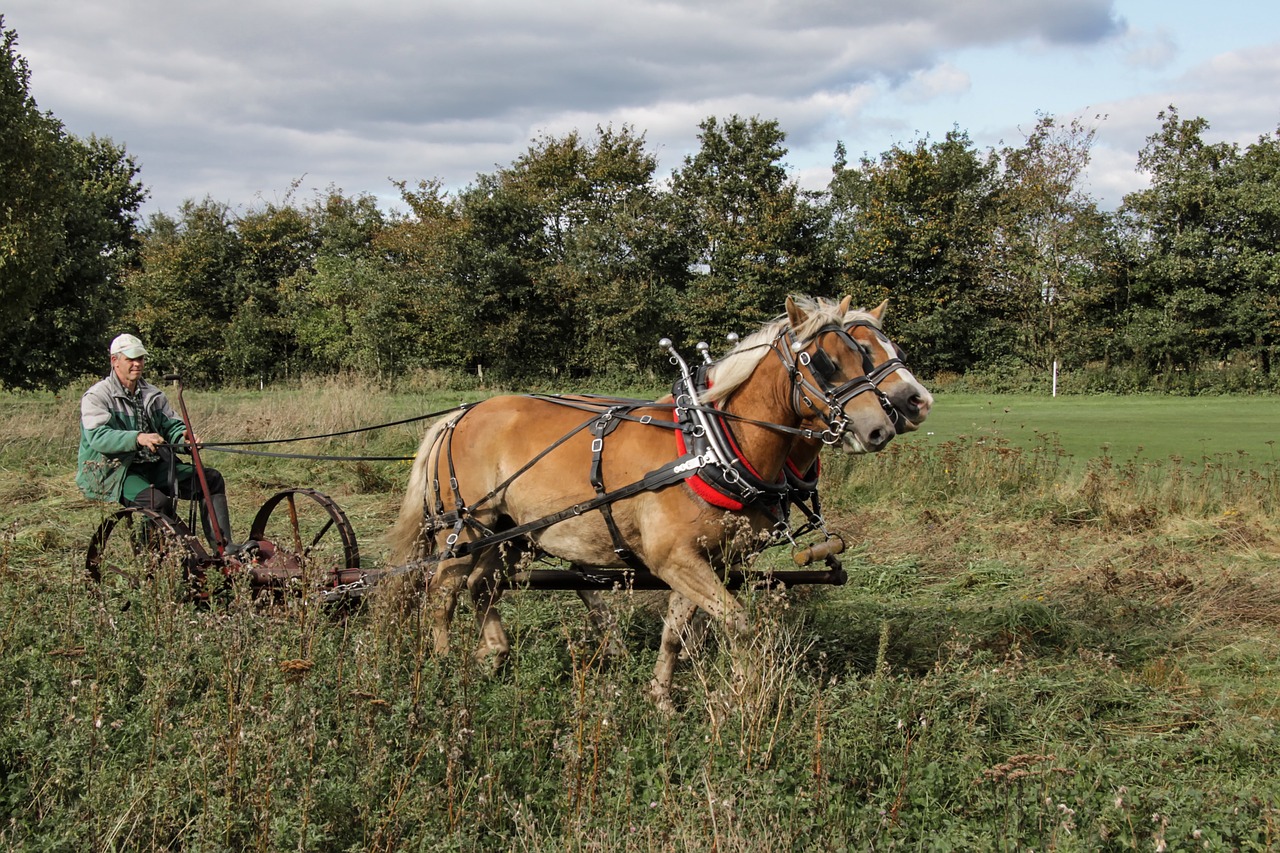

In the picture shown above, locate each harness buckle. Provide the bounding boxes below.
[591,438,603,453]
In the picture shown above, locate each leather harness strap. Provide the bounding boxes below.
[588,407,649,572]
[439,447,707,561]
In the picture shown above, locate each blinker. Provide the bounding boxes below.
[809,348,838,380]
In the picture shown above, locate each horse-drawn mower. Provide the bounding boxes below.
[84,374,366,604]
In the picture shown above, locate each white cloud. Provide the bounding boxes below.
[2,0,1275,215]
[899,63,972,104]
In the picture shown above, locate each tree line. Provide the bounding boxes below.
[4,16,1278,393]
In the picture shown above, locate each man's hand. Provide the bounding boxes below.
[136,432,166,452]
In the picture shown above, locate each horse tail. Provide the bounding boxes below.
[389,415,454,565]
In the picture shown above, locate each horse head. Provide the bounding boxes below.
[781,295,897,454]
[844,299,933,432]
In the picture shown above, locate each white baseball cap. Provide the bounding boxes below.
[109,334,148,359]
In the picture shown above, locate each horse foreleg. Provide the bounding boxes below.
[649,558,753,712]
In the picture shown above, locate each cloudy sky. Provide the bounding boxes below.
[5,0,1278,218]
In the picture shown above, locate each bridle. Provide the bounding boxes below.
[846,320,914,432]
[776,323,890,445]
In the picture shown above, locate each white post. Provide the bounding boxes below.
[1052,360,1058,397]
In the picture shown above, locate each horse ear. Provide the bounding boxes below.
[870,299,888,321]
[785,296,808,328]
[838,295,852,316]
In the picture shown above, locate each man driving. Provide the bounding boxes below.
[76,333,242,554]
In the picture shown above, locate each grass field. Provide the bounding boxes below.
[922,392,1280,466]
[2,382,1278,850]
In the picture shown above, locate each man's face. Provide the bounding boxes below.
[111,353,146,386]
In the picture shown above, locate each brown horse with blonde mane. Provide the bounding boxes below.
[575,296,933,655]
[389,295,902,708]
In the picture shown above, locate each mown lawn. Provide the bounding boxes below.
[923,392,1280,466]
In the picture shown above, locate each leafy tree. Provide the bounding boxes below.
[281,192,395,375]
[0,19,146,390]
[1217,128,1280,376]
[828,129,1000,375]
[989,114,1118,370]
[226,201,317,383]
[124,200,242,384]
[503,125,687,373]
[0,18,65,321]
[1119,108,1238,377]
[670,116,828,344]
[376,179,473,370]
[449,167,573,378]
[448,126,686,378]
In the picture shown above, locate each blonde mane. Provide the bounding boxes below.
[702,295,883,404]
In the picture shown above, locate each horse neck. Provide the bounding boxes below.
[718,350,799,481]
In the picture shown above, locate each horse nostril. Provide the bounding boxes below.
[869,427,889,449]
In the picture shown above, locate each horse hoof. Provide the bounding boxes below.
[648,680,677,716]
[472,647,509,672]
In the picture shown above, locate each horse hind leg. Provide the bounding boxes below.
[576,587,628,660]
[467,548,514,666]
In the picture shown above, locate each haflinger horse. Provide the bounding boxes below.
[575,296,933,656]
[389,295,900,710]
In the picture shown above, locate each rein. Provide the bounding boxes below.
[187,405,472,462]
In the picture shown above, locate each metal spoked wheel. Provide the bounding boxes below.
[246,488,362,595]
[85,507,202,606]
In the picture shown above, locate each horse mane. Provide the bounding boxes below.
[702,295,883,405]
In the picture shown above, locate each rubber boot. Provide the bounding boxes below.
[203,492,246,556]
